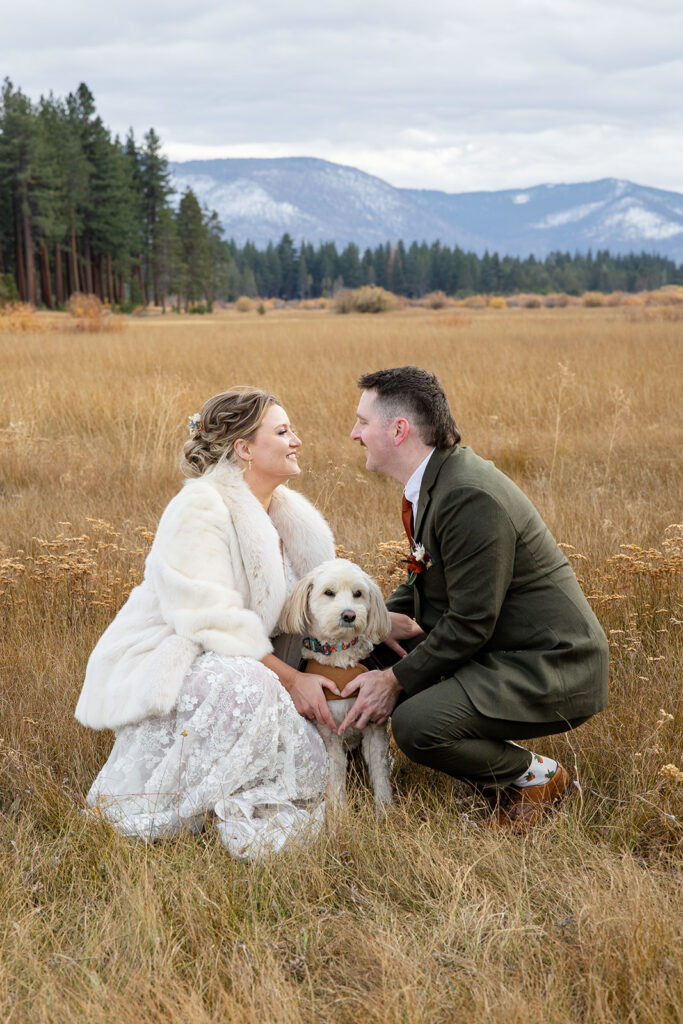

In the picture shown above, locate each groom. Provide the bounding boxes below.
[339,366,609,827]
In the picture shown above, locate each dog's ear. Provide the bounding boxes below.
[365,578,392,644]
[278,576,314,635]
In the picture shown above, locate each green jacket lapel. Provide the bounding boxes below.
[414,446,454,539]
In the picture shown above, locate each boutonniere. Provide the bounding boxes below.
[403,542,432,585]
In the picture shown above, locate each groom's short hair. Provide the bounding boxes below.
[358,366,460,449]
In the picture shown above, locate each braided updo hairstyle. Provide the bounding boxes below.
[181,387,280,478]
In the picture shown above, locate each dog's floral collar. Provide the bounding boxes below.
[404,542,432,585]
[302,636,361,656]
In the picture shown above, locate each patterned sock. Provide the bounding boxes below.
[510,749,560,788]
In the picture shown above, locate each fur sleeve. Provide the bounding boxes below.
[148,483,273,660]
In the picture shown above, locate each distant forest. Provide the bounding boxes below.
[2,80,682,310]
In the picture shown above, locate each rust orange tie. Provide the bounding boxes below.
[401,494,414,545]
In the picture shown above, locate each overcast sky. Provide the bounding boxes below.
[4,0,682,193]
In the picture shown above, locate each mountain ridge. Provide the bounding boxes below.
[169,157,683,261]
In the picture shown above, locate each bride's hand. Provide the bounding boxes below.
[384,612,424,657]
[288,671,340,731]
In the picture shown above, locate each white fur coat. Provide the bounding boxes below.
[75,462,335,731]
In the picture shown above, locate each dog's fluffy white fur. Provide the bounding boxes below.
[279,558,393,811]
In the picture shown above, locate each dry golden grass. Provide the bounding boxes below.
[1,305,682,1023]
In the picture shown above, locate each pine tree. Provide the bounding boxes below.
[339,243,362,289]
[277,233,297,299]
[89,129,138,302]
[140,128,172,306]
[0,80,39,304]
[262,243,282,297]
[205,210,227,309]
[65,83,102,294]
[33,94,71,306]
[176,188,209,309]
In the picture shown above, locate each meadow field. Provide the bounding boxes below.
[1,303,681,1023]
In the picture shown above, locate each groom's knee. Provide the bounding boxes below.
[391,680,479,768]
[391,699,441,763]
[390,700,414,756]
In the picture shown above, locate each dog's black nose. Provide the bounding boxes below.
[341,610,356,624]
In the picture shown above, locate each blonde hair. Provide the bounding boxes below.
[182,386,280,478]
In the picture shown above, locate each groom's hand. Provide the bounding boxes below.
[337,668,402,735]
[385,612,424,657]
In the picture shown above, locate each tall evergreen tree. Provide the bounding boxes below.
[140,128,172,305]
[177,188,209,309]
[0,80,39,304]
[205,210,227,309]
[65,83,102,294]
[153,207,184,311]
[339,243,362,289]
[277,233,297,299]
[33,94,71,305]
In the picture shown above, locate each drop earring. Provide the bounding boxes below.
[248,459,253,471]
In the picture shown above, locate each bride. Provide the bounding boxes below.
[75,387,339,858]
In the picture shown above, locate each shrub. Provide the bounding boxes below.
[643,288,683,306]
[422,290,451,309]
[543,293,570,308]
[489,296,507,309]
[235,296,252,312]
[66,292,104,331]
[582,291,606,307]
[458,295,487,309]
[505,293,543,308]
[333,286,396,314]
[333,289,353,314]
[66,292,120,332]
[353,286,396,313]
[257,303,266,315]
[0,273,19,305]
[0,302,49,333]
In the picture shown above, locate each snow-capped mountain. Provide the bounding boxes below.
[169,157,683,260]
[405,178,683,260]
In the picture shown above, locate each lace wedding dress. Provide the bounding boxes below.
[85,563,328,859]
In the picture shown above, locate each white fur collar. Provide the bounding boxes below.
[195,461,335,634]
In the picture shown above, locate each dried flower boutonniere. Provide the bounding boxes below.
[404,542,432,585]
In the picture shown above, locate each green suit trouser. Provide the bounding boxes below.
[374,644,589,795]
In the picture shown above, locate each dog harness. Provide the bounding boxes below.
[303,659,368,701]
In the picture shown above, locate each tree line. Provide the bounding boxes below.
[1,79,681,311]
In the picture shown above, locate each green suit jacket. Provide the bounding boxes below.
[386,446,609,722]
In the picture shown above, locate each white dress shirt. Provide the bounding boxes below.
[403,449,435,526]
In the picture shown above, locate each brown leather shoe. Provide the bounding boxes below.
[488,764,571,830]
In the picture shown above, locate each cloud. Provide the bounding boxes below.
[4,0,683,192]
[165,124,683,195]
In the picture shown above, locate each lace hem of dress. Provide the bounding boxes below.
[85,651,328,859]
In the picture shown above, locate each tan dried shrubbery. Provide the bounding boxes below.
[333,286,397,314]
[0,302,53,332]
[421,290,452,309]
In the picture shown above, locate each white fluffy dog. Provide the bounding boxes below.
[278,559,393,812]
